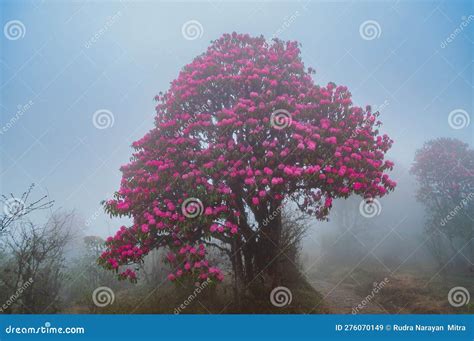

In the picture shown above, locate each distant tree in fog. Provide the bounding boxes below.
[411,138,474,271]
[65,236,119,311]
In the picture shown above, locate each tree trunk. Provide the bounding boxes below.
[230,239,244,308]
[240,209,283,296]
[262,211,283,288]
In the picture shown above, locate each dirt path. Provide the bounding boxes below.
[310,279,387,314]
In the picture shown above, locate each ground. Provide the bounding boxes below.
[310,279,386,314]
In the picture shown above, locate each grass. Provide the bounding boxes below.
[64,272,328,314]
[351,268,474,314]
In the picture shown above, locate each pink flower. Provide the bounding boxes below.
[244,177,256,185]
[263,167,273,175]
[166,252,176,262]
[271,177,284,185]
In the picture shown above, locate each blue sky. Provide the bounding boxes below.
[0,0,472,238]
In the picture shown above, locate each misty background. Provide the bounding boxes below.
[0,0,472,313]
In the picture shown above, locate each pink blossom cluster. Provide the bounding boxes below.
[99,33,396,283]
[411,138,473,202]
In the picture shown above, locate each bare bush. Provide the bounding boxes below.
[0,212,75,313]
[0,184,54,235]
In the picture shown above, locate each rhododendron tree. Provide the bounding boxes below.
[411,138,473,268]
[99,33,396,292]
[412,138,473,205]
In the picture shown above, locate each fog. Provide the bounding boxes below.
[1,0,472,314]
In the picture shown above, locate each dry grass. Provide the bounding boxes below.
[62,274,327,314]
[353,270,473,314]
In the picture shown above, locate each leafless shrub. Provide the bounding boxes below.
[0,184,54,235]
[0,211,75,313]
